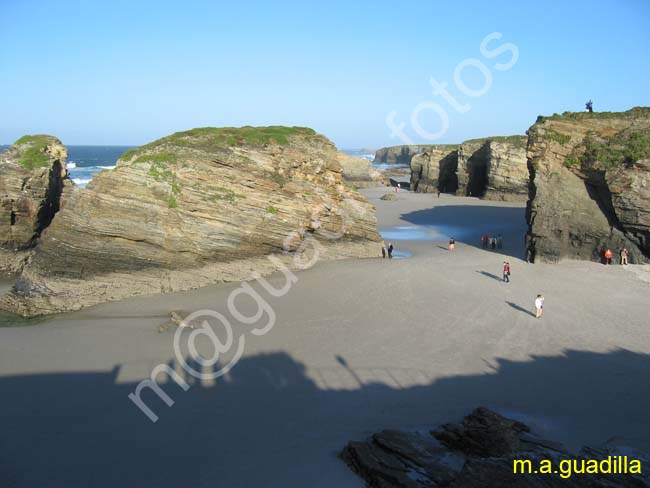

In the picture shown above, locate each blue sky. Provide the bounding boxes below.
[1,0,649,148]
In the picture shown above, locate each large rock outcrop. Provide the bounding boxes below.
[409,136,527,200]
[526,108,650,263]
[342,407,650,487]
[409,145,458,193]
[0,135,68,273]
[374,145,431,165]
[1,126,381,316]
[337,152,385,188]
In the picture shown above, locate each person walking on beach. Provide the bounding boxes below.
[503,261,510,283]
[437,190,441,198]
[381,244,386,259]
[497,234,503,249]
[491,236,496,250]
[620,248,628,265]
[604,248,613,265]
[535,294,544,318]
[481,234,488,249]
[449,238,455,252]
[387,242,394,259]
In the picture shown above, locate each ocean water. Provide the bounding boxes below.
[66,146,133,187]
[0,144,133,189]
[341,149,375,162]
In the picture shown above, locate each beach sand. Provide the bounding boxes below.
[1,189,649,487]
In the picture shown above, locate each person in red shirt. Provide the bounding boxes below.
[481,234,488,249]
[503,261,510,282]
[604,248,613,265]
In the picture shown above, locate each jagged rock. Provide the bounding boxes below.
[342,407,650,487]
[409,137,527,200]
[525,107,650,263]
[1,127,381,316]
[374,145,432,165]
[456,136,528,200]
[380,193,398,201]
[337,152,385,188]
[0,135,69,273]
[409,145,458,194]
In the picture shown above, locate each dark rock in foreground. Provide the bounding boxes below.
[341,407,650,487]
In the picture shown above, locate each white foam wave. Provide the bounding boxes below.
[72,178,92,188]
[66,162,76,169]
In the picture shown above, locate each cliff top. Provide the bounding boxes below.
[4,134,66,170]
[119,126,325,163]
[536,106,650,124]
[462,135,527,148]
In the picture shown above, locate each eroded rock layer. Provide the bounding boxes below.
[409,136,527,200]
[0,135,68,273]
[374,145,432,165]
[2,127,381,316]
[526,108,650,263]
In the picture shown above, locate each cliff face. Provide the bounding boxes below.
[0,135,68,272]
[336,152,385,187]
[2,127,381,316]
[409,145,457,193]
[526,108,650,263]
[373,145,431,165]
[409,136,527,200]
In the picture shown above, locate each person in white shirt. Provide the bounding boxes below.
[535,294,544,319]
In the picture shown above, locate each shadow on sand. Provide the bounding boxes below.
[400,205,527,259]
[1,349,649,487]
[477,270,503,282]
[506,300,536,317]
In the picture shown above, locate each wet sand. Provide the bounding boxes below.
[1,189,649,487]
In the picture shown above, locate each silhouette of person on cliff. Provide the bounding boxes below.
[586,100,593,113]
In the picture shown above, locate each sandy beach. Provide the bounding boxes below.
[1,188,649,488]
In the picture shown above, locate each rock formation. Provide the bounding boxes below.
[374,145,432,165]
[409,136,527,200]
[1,126,382,316]
[409,145,458,193]
[337,152,385,188]
[342,407,650,487]
[0,135,69,273]
[526,108,650,263]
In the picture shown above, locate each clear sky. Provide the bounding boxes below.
[1,0,649,148]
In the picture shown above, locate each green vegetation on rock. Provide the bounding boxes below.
[13,135,54,169]
[563,129,650,170]
[547,131,571,146]
[537,106,650,123]
[462,135,527,148]
[266,205,279,214]
[120,126,319,164]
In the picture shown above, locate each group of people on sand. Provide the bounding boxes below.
[603,247,629,265]
[481,234,503,250]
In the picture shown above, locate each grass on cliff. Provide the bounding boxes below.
[119,126,318,163]
[564,130,650,170]
[13,135,54,169]
[462,135,527,148]
[537,106,650,123]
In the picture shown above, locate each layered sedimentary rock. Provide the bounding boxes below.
[2,127,381,316]
[410,145,458,193]
[374,145,431,165]
[0,135,69,273]
[342,407,650,487]
[336,152,385,188]
[409,136,527,200]
[457,136,528,200]
[526,108,650,263]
